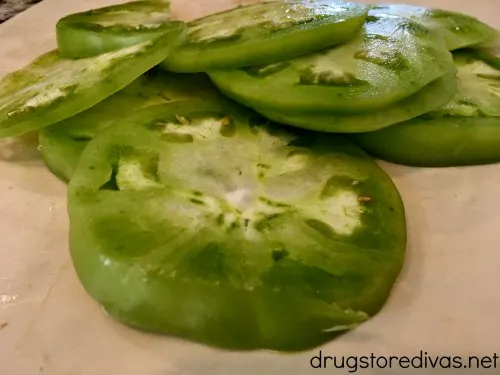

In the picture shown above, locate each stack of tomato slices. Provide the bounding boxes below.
[0,0,499,352]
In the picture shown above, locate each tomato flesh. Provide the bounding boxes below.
[56,1,185,58]
[160,1,370,72]
[350,51,500,167]
[208,11,454,114]
[0,29,185,138]
[68,100,407,351]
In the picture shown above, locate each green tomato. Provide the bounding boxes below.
[351,117,500,167]
[208,11,454,114]
[159,0,370,72]
[372,4,500,51]
[0,28,185,139]
[254,67,457,133]
[68,100,407,351]
[350,50,500,167]
[56,0,185,58]
[39,70,220,182]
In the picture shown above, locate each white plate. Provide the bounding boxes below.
[1,1,499,374]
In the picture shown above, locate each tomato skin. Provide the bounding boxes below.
[160,1,370,72]
[0,28,186,139]
[68,101,406,351]
[56,1,185,59]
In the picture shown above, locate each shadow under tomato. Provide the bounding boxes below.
[0,131,43,164]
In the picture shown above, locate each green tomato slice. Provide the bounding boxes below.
[255,68,457,133]
[372,4,500,51]
[56,1,185,58]
[0,29,186,139]
[68,100,407,351]
[350,51,500,167]
[350,117,500,167]
[159,0,370,72]
[208,11,453,114]
[39,70,220,182]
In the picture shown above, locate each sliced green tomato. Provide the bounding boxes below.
[39,70,220,182]
[255,68,457,133]
[0,30,185,139]
[57,1,185,58]
[68,100,406,351]
[208,11,453,114]
[372,4,500,51]
[430,51,500,117]
[350,51,500,167]
[350,117,500,167]
[159,0,370,72]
